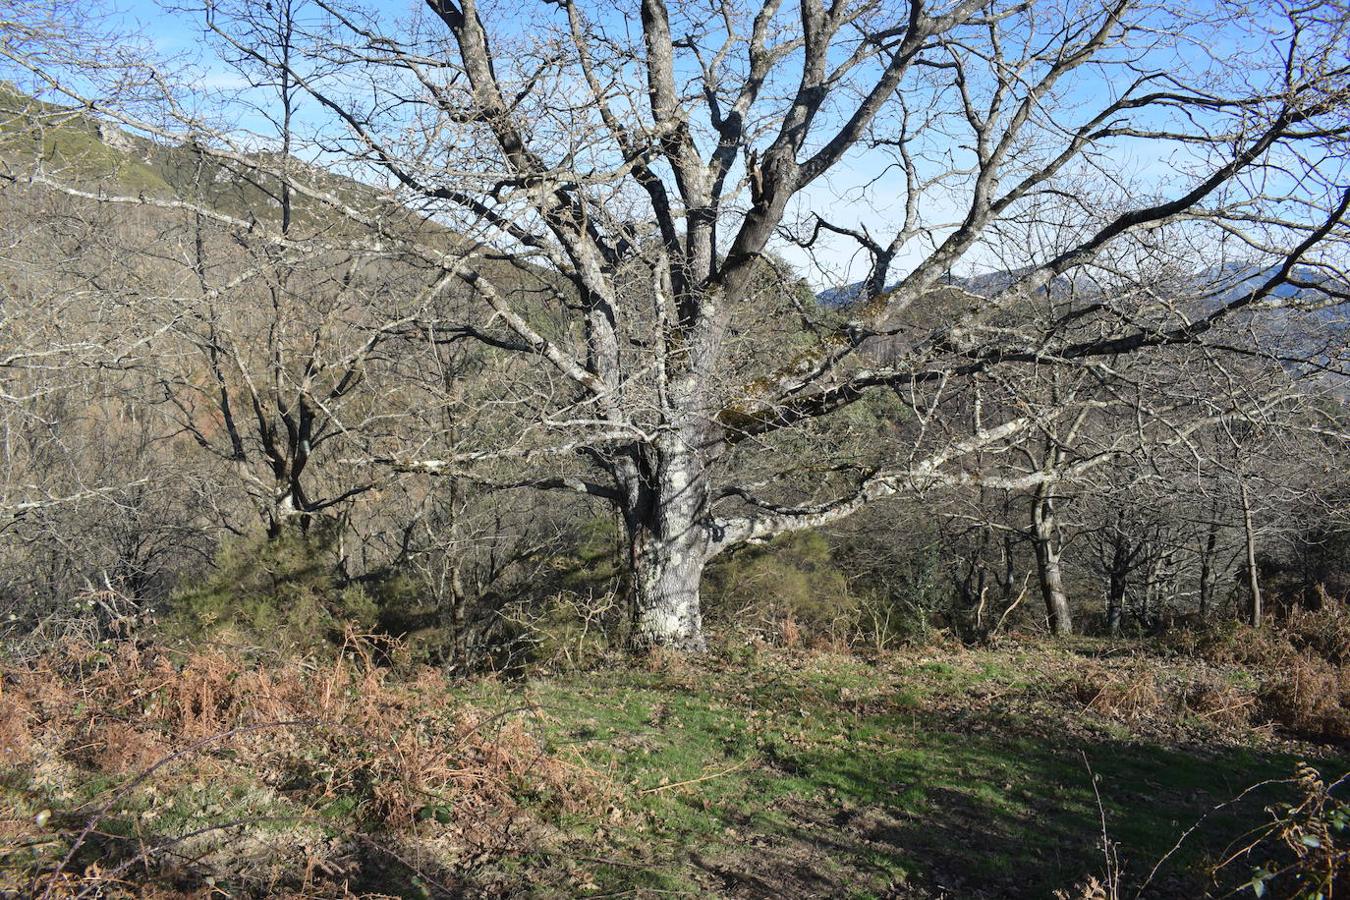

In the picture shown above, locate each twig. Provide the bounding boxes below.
[992,573,1033,636]
[1134,776,1291,899]
[640,757,754,795]
[1082,749,1121,899]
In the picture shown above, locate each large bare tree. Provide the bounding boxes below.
[4,0,1347,649]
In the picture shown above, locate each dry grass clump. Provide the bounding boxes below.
[1164,602,1350,743]
[1065,658,1277,734]
[0,688,37,767]
[1180,679,1256,728]
[1054,875,1111,900]
[1069,663,1166,721]
[1062,617,1350,743]
[1280,595,1350,666]
[1257,654,1350,744]
[1184,600,1349,670]
[0,632,602,897]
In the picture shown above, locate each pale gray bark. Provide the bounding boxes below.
[1032,483,1072,636]
[620,431,717,650]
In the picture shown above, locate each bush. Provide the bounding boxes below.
[159,523,378,655]
[500,587,625,672]
[484,513,629,672]
[1175,604,1350,743]
[1211,763,1349,900]
[851,548,951,650]
[0,634,599,897]
[703,531,855,646]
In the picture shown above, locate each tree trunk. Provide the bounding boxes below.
[1240,478,1263,627]
[1144,548,1165,629]
[1198,517,1219,621]
[624,436,712,652]
[1106,556,1125,636]
[1032,488,1072,636]
[1105,577,1124,634]
[630,532,708,651]
[1035,540,1072,636]
[448,565,468,670]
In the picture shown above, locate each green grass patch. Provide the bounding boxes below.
[462,649,1346,897]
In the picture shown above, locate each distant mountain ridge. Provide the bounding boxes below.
[0,84,562,296]
[816,267,1076,309]
[2,84,1343,341]
[0,82,402,229]
[818,263,1345,322]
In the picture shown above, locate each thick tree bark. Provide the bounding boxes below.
[622,432,714,652]
[629,530,708,651]
[1032,487,1072,636]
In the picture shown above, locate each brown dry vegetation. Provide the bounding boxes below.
[1173,600,1350,743]
[0,633,602,898]
[0,609,1347,898]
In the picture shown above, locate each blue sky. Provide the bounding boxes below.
[90,0,913,283]
[108,0,221,56]
[23,0,1343,288]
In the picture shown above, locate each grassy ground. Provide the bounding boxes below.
[1,636,1345,898]
[461,643,1346,898]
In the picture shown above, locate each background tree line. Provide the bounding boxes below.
[0,0,1346,664]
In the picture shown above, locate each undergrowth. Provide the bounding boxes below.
[0,632,601,897]
[1168,600,1350,743]
[1,608,1346,898]
[158,528,381,656]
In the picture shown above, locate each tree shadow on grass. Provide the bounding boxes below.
[700,731,1345,899]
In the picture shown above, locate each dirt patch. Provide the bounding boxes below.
[690,798,930,899]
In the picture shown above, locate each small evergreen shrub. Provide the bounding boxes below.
[160,523,377,654]
[703,531,855,645]
[852,548,951,649]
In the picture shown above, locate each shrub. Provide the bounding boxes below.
[0,634,601,897]
[1175,604,1350,743]
[1211,763,1348,900]
[703,531,855,645]
[556,513,627,594]
[851,548,951,650]
[500,587,625,672]
[477,513,630,672]
[159,523,378,655]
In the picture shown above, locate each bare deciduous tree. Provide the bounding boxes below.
[4,0,1347,649]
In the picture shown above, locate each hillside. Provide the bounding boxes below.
[0,82,391,227]
[1,55,1347,900]
[819,265,1348,349]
